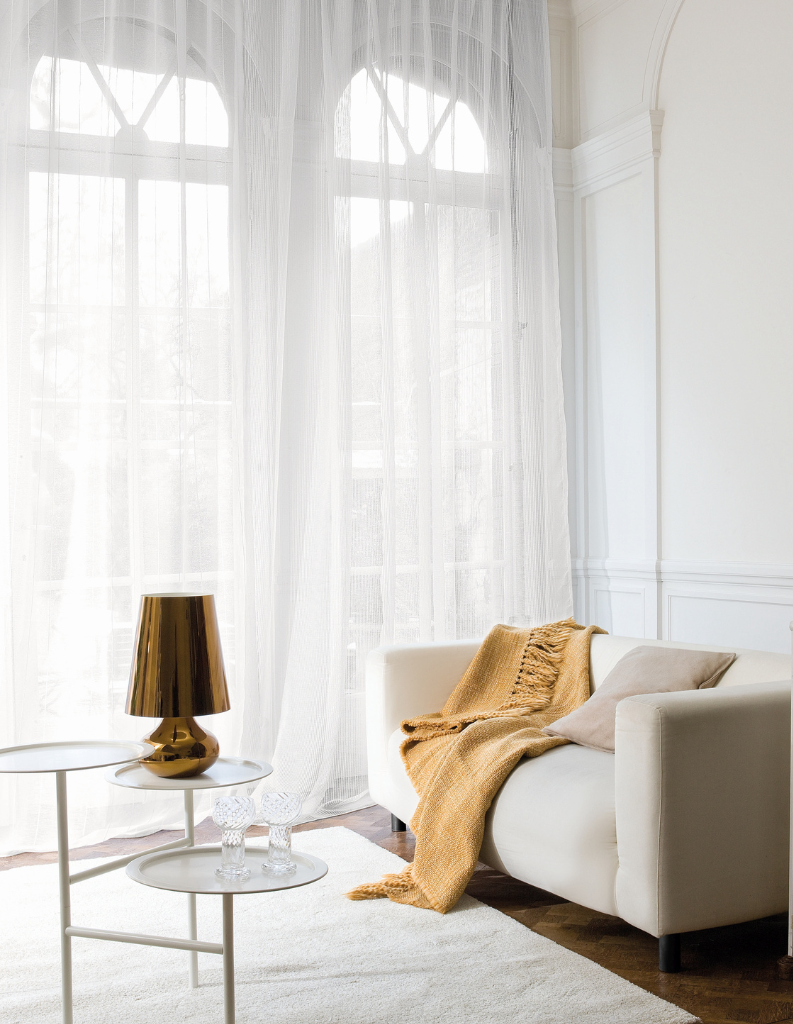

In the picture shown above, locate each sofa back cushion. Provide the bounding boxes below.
[543,645,736,752]
[588,634,790,692]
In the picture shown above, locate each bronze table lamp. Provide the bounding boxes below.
[126,593,230,779]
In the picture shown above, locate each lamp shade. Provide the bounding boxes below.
[126,594,230,718]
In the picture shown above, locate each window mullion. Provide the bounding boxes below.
[126,171,143,598]
[422,95,454,156]
[367,68,415,158]
[136,66,177,132]
[70,30,130,131]
[176,0,194,583]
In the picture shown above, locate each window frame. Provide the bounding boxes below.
[11,30,235,692]
[341,60,513,644]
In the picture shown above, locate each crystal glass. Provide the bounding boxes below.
[213,795,256,881]
[259,792,301,875]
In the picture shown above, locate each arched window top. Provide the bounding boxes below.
[341,66,486,173]
[30,52,228,147]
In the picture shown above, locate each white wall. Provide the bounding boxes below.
[658,0,793,566]
[552,0,793,653]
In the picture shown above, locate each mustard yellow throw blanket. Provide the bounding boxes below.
[347,618,605,913]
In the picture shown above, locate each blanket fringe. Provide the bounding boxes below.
[346,869,414,901]
[502,617,577,710]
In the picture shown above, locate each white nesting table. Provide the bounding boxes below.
[127,845,328,1024]
[0,742,271,1024]
[106,757,272,991]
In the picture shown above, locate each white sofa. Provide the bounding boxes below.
[366,633,791,972]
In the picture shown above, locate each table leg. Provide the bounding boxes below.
[56,772,73,1024]
[222,894,235,1024]
[184,790,198,989]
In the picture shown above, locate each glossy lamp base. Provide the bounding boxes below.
[139,717,219,779]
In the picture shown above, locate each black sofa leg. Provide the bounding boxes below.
[659,934,681,973]
[390,814,407,833]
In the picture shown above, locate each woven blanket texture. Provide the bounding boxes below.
[348,618,606,913]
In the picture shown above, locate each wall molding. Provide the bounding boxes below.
[552,147,574,191]
[571,108,663,638]
[576,558,793,590]
[572,110,664,191]
[570,0,688,145]
[661,561,793,590]
[549,24,573,146]
[644,0,689,109]
[570,0,690,119]
[574,559,793,653]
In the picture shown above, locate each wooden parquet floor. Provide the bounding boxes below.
[3,803,793,1024]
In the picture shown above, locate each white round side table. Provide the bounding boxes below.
[106,757,272,992]
[0,742,272,1024]
[127,845,328,1024]
[0,740,150,1024]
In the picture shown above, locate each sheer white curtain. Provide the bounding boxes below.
[0,0,570,855]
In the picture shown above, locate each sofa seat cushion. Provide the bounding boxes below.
[480,743,618,916]
[385,729,618,916]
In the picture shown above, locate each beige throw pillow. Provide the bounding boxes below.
[542,645,736,752]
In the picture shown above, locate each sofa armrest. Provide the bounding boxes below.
[365,640,481,806]
[614,680,791,937]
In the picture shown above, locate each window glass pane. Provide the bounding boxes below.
[138,182,230,308]
[30,57,120,136]
[138,311,232,442]
[143,76,229,145]
[186,184,230,307]
[345,68,406,163]
[29,172,125,306]
[140,442,233,577]
[33,429,130,582]
[30,310,127,448]
[145,75,181,143]
[185,79,229,146]
[138,179,181,306]
[349,196,409,249]
[434,102,487,172]
[436,206,498,322]
[440,327,494,443]
[348,197,413,323]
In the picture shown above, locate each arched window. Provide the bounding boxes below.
[30,53,228,145]
[345,65,486,171]
[22,18,233,700]
[338,58,506,658]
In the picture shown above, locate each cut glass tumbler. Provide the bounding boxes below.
[213,795,256,881]
[259,792,301,876]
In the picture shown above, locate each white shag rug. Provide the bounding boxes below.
[0,826,698,1024]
